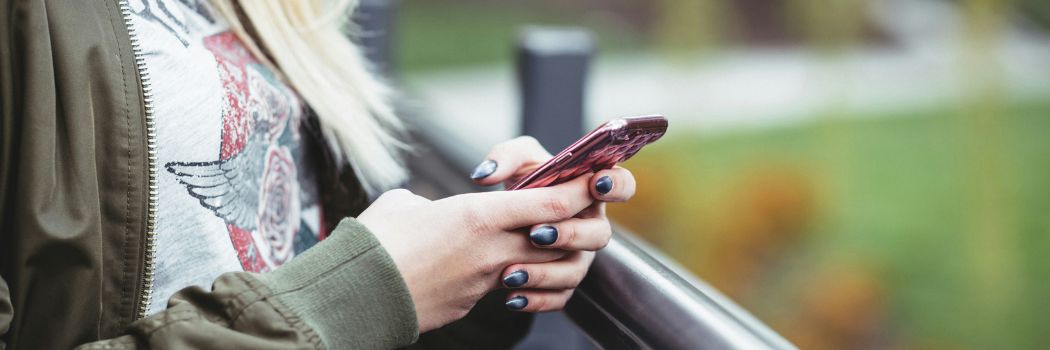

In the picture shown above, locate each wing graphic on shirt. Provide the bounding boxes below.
[164,140,265,231]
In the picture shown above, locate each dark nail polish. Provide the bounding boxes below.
[529,225,558,246]
[505,296,528,310]
[595,176,613,195]
[470,160,498,180]
[503,270,529,288]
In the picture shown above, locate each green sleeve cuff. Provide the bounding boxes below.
[256,217,419,349]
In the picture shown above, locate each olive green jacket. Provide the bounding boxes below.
[0,1,528,349]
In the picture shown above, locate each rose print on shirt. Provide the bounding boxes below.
[164,32,322,272]
[257,145,301,264]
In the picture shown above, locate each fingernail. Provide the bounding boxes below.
[470,160,498,180]
[595,176,613,195]
[505,296,528,311]
[502,270,529,288]
[529,225,558,246]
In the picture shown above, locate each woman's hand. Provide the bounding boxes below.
[359,175,593,332]
[470,136,637,312]
[359,136,636,332]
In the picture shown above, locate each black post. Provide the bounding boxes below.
[353,0,398,75]
[513,26,600,350]
[517,26,594,151]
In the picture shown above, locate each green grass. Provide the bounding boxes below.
[396,1,644,72]
[612,99,1050,349]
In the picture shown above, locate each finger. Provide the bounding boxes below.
[575,201,606,219]
[504,289,575,312]
[498,230,569,264]
[500,251,595,290]
[590,167,636,202]
[527,218,611,251]
[470,136,552,186]
[466,174,594,230]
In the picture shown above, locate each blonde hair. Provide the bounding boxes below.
[212,0,407,194]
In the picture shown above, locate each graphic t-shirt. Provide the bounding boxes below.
[126,0,327,314]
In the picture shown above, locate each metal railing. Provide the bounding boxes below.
[356,1,797,349]
[406,115,795,350]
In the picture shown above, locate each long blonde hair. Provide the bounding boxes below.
[212,0,407,194]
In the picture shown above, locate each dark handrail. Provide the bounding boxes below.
[404,117,796,350]
[568,228,796,349]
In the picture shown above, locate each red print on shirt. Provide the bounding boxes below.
[164,32,321,273]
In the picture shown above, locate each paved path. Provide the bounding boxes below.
[402,0,1050,154]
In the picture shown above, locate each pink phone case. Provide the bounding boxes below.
[508,115,668,190]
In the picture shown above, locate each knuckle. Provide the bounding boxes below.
[570,267,588,287]
[515,135,541,148]
[487,251,513,276]
[560,222,578,248]
[457,200,492,234]
[493,136,546,159]
[489,143,509,156]
[551,295,569,310]
[474,251,503,275]
[598,221,612,249]
[453,301,473,320]
[455,308,470,320]
[598,236,611,250]
[469,283,490,300]
[532,296,549,312]
[531,267,548,287]
[495,136,532,153]
[543,196,572,219]
[483,260,504,276]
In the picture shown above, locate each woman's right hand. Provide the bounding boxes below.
[357,175,595,332]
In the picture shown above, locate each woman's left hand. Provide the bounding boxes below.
[469,136,637,312]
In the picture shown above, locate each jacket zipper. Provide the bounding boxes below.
[118,0,159,320]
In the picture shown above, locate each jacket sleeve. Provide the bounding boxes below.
[76,218,419,350]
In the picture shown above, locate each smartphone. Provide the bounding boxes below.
[507,115,668,190]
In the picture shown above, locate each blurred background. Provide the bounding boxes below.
[386,0,1050,348]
